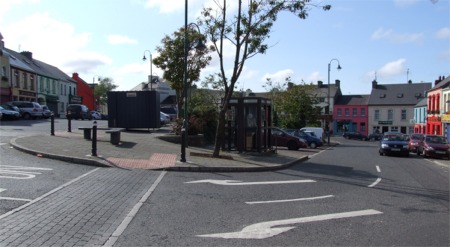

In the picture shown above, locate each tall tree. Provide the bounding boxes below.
[152,27,213,121]
[199,0,331,157]
[94,77,117,107]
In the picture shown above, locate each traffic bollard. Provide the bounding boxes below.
[50,113,55,136]
[92,121,97,156]
[67,111,72,132]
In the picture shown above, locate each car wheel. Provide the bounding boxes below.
[22,113,31,120]
[287,141,299,150]
[309,142,317,149]
[422,149,427,158]
[370,137,375,142]
[404,152,409,157]
[379,151,384,156]
[417,149,421,156]
[362,137,367,141]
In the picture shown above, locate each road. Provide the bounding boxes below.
[0,120,448,246]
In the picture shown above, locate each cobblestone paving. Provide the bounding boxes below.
[0,168,162,246]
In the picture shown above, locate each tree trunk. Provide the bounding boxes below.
[212,107,227,157]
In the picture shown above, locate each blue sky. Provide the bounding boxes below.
[0,0,449,95]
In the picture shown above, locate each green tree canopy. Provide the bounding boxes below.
[94,77,117,106]
[152,27,213,119]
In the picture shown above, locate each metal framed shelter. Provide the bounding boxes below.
[224,96,272,153]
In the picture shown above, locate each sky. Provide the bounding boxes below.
[0,0,449,95]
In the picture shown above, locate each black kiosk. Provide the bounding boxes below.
[225,96,272,153]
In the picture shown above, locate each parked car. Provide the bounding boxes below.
[160,112,170,125]
[271,127,308,150]
[368,132,383,141]
[0,105,20,120]
[417,135,450,159]
[90,111,102,120]
[408,133,424,153]
[161,107,177,121]
[41,105,53,119]
[285,129,323,149]
[66,104,92,120]
[342,131,368,141]
[379,132,409,157]
[6,101,43,120]
[300,127,324,141]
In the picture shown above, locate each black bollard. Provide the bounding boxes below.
[92,121,97,156]
[50,113,55,136]
[67,111,72,132]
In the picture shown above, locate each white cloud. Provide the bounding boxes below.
[3,12,111,74]
[107,35,138,45]
[371,27,423,44]
[368,58,406,79]
[262,69,294,83]
[436,27,450,39]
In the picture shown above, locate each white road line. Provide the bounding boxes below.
[186,179,316,186]
[376,165,381,173]
[368,178,382,188]
[246,195,334,204]
[197,209,383,239]
[0,168,100,220]
[104,171,167,247]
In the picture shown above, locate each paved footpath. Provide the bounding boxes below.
[0,167,162,246]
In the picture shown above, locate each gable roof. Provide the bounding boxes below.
[368,82,431,106]
[336,95,370,105]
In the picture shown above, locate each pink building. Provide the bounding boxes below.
[334,95,370,136]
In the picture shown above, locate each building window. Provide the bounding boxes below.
[401,109,407,120]
[345,108,349,117]
[46,78,50,93]
[30,75,34,90]
[391,126,398,132]
[52,80,56,94]
[1,66,6,76]
[14,71,19,87]
[352,108,357,117]
[374,110,380,121]
[360,108,366,117]
[337,108,342,117]
[388,109,393,120]
[22,73,27,89]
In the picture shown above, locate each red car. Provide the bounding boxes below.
[417,135,450,159]
[408,133,424,153]
[271,127,308,150]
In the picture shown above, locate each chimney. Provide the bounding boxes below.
[72,72,79,79]
[335,79,340,88]
[372,80,378,88]
[408,80,412,84]
[318,81,323,88]
[21,51,32,60]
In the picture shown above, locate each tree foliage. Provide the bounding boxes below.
[152,27,214,120]
[198,0,331,156]
[94,77,117,106]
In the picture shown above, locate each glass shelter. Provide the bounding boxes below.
[224,96,272,152]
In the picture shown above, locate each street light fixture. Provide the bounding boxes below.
[181,0,206,162]
[142,50,153,90]
[327,58,342,145]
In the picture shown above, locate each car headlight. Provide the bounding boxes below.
[381,144,389,148]
[403,145,408,149]
[425,146,434,151]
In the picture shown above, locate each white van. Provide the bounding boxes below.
[300,127,324,141]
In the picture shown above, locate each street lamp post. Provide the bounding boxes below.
[142,50,153,90]
[327,58,342,145]
[180,0,206,162]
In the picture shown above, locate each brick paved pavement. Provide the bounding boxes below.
[0,168,162,246]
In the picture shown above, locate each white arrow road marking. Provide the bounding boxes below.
[197,209,383,239]
[368,165,382,188]
[246,195,334,204]
[185,179,316,185]
[0,188,32,202]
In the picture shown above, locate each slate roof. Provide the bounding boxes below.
[336,95,370,105]
[368,81,431,106]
